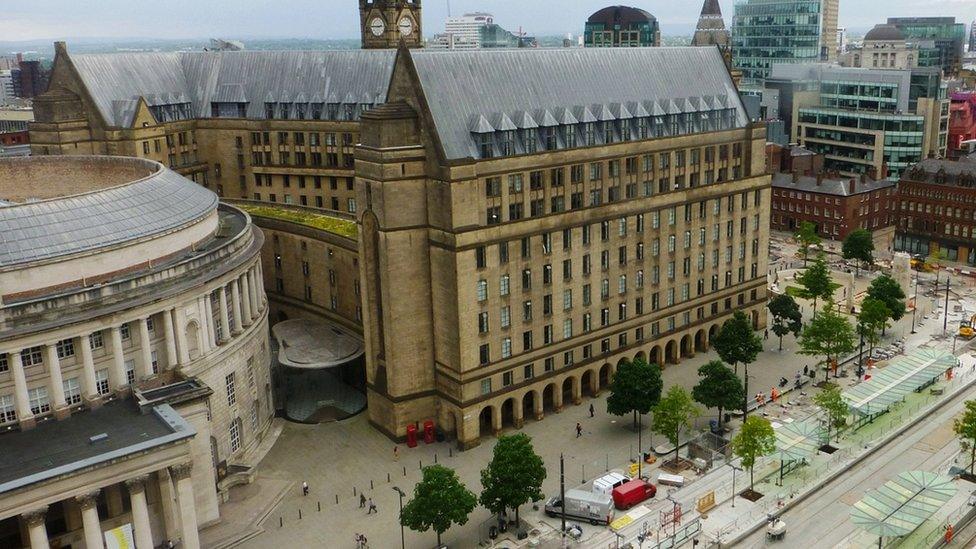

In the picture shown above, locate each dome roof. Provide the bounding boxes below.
[587,5,656,25]
[864,24,905,42]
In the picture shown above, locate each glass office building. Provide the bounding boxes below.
[887,17,966,76]
[732,0,839,85]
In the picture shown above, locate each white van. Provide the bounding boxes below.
[591,472,629,496]
[545,488,615,525]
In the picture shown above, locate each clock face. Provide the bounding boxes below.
[370,17,385,37]
[398,17,414,37]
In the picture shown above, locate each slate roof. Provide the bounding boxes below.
[0,400,194,493]
[771,172,896,197]
[68,50,397,127]
[410,47,748,160]
[0,157,217,268]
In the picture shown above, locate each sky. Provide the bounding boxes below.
[1,0,975,42]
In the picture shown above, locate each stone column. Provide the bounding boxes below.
[171,463,200,549]
[157,468,181,542]
[78,335,99,403]
[201,296,216,350]
[513,399,524,429]
[162,309,179,369]
[76,491,104,549]
[217,287,231,344]
[125,476,154,549]
[230,280,243,334]
[247,268,260,317]
[8,350,34,427]
[137,318,155,379]
[44,344,67,417]
[24,506,49,549]
[491,406,502,436]
[108,326,127,389]
[174,307,191,365]
[534,391,544,421]
[240,274,253,326]
[256,262,266,307]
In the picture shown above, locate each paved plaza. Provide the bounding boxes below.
[205,236,976,549]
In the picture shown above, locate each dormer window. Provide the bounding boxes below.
[563,126,576,148]
[584,122,596,146]
[479,133,494,158]
[265,102,275,119]
[524,129,538,153]
[311,103,324,119]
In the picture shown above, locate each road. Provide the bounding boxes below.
[737,379,974,548]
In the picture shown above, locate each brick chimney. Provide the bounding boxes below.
[849,178,856,194]
[816,173,823,186]
[792,169,800,183]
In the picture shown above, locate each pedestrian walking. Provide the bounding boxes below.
[764,329,769,340]
[576,422,582,438]
[393,445,399,462]
[302,481,309,496]
[367,498,377,514]
[589,403,595,418]
[359,493,366,508]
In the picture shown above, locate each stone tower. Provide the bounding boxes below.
[691,0,730,48]
[360,0,423,49]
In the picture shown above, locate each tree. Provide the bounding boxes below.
[711,310,763,418]
[812,383,848,443]
[731,416,777,490]
[866,274,907,332]
[954,400,976,474]
[606,357,663,430]
[692,361,744,432]
[856,297,890,361]
[652,386,701,465]
[401,465,477,546]
[842,229,874,277]
[798,301,857,382]
[479,433,546,525]
[795,221,822,267]
[797,254,834,317]
[767,294,803,351]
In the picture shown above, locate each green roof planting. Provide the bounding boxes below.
[235,203,357,239]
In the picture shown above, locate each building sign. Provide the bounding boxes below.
[104,524,135,549]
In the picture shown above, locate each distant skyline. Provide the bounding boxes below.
[2,1,975,42]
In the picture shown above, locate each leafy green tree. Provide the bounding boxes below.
[767,293,803,351]
[652,386,701,465]
[606,357,663,430]
[866,274,907,332]
[731,416,777,490]
[954,400,976,474]
[812,383,848,443]
[479,433,546,525]
[797,254,834,317]
[712,310,763,417]
[798,301,857,382]
[401,465,477,546]
[795,221,822,267]
[856,297,890,361]
[842,229,875,277]
[692,361,744,431]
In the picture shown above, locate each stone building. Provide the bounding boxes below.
[29,44,771,449]
[584,6,661,48]
[360,0,422,50]
[895,155,976,265]
[0,156,271,548]
[842,24,919,70]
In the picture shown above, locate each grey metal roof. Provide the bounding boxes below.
[69,50,397,127]
[0,400,194,494]
[409,47,748,160]
[0,157,217,268]
[771,173,896,197]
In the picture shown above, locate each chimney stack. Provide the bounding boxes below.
[849,178,856,194]
[792,170,800,183]
[816,173,823,186]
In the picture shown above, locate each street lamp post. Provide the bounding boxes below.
[944,276,951,335]
[392,486,406,549]
[728,463,743,508]
[910,275,919,334]
[637,413,643,478]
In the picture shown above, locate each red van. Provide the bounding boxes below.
[611,479,657,510]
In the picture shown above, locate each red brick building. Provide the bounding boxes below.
[895,155,976,265]
[948,91,976,160]
[0,130,28,146]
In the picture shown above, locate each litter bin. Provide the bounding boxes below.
[423,419,435,444]
[406,423,418,448]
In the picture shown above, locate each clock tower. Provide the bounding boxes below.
[360,0,422,49]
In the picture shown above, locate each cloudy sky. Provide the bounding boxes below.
[2,0,975,41]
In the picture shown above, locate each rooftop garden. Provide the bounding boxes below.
[235,203,358,239]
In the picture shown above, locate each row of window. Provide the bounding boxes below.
[250,131,354,147]
[0,320,154,373]
[253,192,357,212]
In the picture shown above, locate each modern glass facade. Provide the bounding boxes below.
[732,0,838,85]
[887,17,966,75]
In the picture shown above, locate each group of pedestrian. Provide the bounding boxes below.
[355,532,369,548]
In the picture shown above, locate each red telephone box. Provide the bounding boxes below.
[423,420,435,444]
[406,424,418,448]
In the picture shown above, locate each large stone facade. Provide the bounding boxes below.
[0,156,272,548]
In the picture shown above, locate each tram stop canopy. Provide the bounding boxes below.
[774,418,824,461]
[842,348,955,417]
[850,470,956,538]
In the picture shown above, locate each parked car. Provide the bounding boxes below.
[545,488,615,525]
[591,472,629,496]
[611,479,657,510]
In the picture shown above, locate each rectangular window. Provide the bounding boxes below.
[481,379,492,395]
[501,338,512,359]
[56,339,75,359]
[63,377,82,405]
[0,394,15,424]
[230,419,242,452]
[89,331,104,350]
[96,369,110,395]
[21,347,43,367]
[124,359,135,384]
[28,387,50,415]
[500,306,511,329]
[477,279,488,301]
[226,373,237,406]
